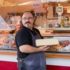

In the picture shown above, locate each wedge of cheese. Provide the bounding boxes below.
[36,38,59,46]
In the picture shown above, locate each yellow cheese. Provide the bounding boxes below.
[36,38,59,46]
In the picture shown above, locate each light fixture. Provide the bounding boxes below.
[17,1,34,6]
[41,0,68,3]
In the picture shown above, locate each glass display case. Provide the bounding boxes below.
[0,14,70,53]
[37,27,70,53]
[0,15,21,51]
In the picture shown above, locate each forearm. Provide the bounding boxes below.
[19,45,41,53]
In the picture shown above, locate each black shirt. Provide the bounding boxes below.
[15,26,42,59]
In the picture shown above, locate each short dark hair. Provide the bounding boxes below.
[22,11,35,17]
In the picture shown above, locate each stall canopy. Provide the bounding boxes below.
[0,0,35,7]
[0,0,69,7]
[0,0,69,17]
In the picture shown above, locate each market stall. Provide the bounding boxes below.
[0,0,70,70]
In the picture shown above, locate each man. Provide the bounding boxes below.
[15,11,49,70]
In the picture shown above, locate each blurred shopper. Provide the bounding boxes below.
[15,11,49,70]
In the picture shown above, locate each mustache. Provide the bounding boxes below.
[25,21,31,24]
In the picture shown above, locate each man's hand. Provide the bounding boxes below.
[38,46,49,52]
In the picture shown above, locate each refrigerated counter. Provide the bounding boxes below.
[0,50,70,70]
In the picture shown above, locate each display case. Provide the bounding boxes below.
[0,15,21,51]
[37,27,70,52]
[0,15,70,53]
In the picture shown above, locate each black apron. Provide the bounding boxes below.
[18,30,46,70]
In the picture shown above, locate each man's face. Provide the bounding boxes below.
[22,12,34,29]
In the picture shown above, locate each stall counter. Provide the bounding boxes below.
[0,50,70,70]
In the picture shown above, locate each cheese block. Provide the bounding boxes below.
[36,38,59,46]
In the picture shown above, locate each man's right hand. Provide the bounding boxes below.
[38,46,49,52]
